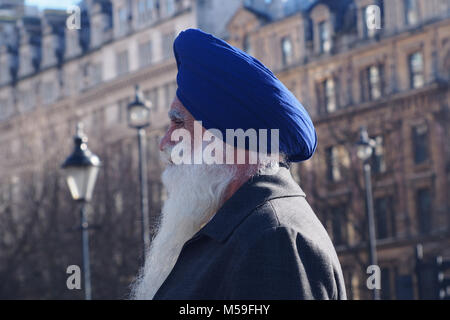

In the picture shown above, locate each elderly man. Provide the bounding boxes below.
[131,29,346,300]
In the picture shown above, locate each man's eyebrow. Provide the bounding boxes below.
[168,109,185,121]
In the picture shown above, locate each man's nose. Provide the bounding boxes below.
[159,130,170,152]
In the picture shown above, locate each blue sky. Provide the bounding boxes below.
[25,0,81,10]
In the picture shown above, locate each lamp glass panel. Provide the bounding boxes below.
[85,166,100,201]
[357,144,373,161]
[129,105,149,128]
[65,167,89,200]
[64,166,99,201]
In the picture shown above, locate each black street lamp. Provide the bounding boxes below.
[62,123,101,300]
[356,126,380,300]
[127,85,152,259]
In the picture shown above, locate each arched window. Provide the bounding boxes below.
[318,21,331,53]
[404,0,418,26]
[281,36,293,67]
[409,51,424,89]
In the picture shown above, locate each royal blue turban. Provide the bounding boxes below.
[173,28,317,162]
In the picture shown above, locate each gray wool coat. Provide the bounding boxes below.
[153,166,347,300]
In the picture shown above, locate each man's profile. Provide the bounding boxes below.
[130,28,346,300]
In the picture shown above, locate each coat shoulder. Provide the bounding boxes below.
[234,195,331,249]
[228,196,347,299]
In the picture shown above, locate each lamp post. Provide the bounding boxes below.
[127,85,152,259]
[62,123,101,300]
[356,126,380,300]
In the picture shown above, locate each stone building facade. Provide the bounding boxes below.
[227,0,450,299]
[0,0,245,298]
[0,0,243,215]
[0,0,449,299]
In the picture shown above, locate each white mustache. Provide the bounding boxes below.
[160,146,174,165]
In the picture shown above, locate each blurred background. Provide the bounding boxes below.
[0,0,449,300]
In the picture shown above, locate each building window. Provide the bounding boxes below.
[117,97,131,123]
[374,197,396,239]
[166,0,175,16]
[416,188,432,234]
[138,0,154,24]
[154,0,161,17]
[43,43,54,66]
[118,5,129,35]
[0,61,5,84]
[42,81,56,105]
[105,104,117,125]
[330,205,347,246]
[21,89,35,111]
[138,0,146,22]
[91,21,102,47]
[170,82,177,105]
[281,36,293,67]
[318,21,331,53]
[404,0,418,26]
[91,108,105,133]
[163,81,177,107]
[326,146,339,182]
[416,263,439,299]
[162,31,175,60]
[116,50,129,76]
[372,136,386,174]
[144,87,159,112]
[409,52,424,89]
[114,192,124,214]
[19,50,32,77]
[361,64,384,102]
[163,83,170,108]
[91,62,103,86]
[139,41,153,67]
[1,64,10,85]
[321,78,337,113]
[2,96,15,119]
[10,175,21,203]
[344,269,361,300]
[412,123,429,164]
[0,98,8,119]
[326,145,349,182]
[395,274,414,300]
[368,65,383,100]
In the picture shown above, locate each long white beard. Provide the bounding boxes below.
[130,162,236,300]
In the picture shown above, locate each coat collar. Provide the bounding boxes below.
[197,167,306,243]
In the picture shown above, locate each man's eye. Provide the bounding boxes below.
[172,120,184,126]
